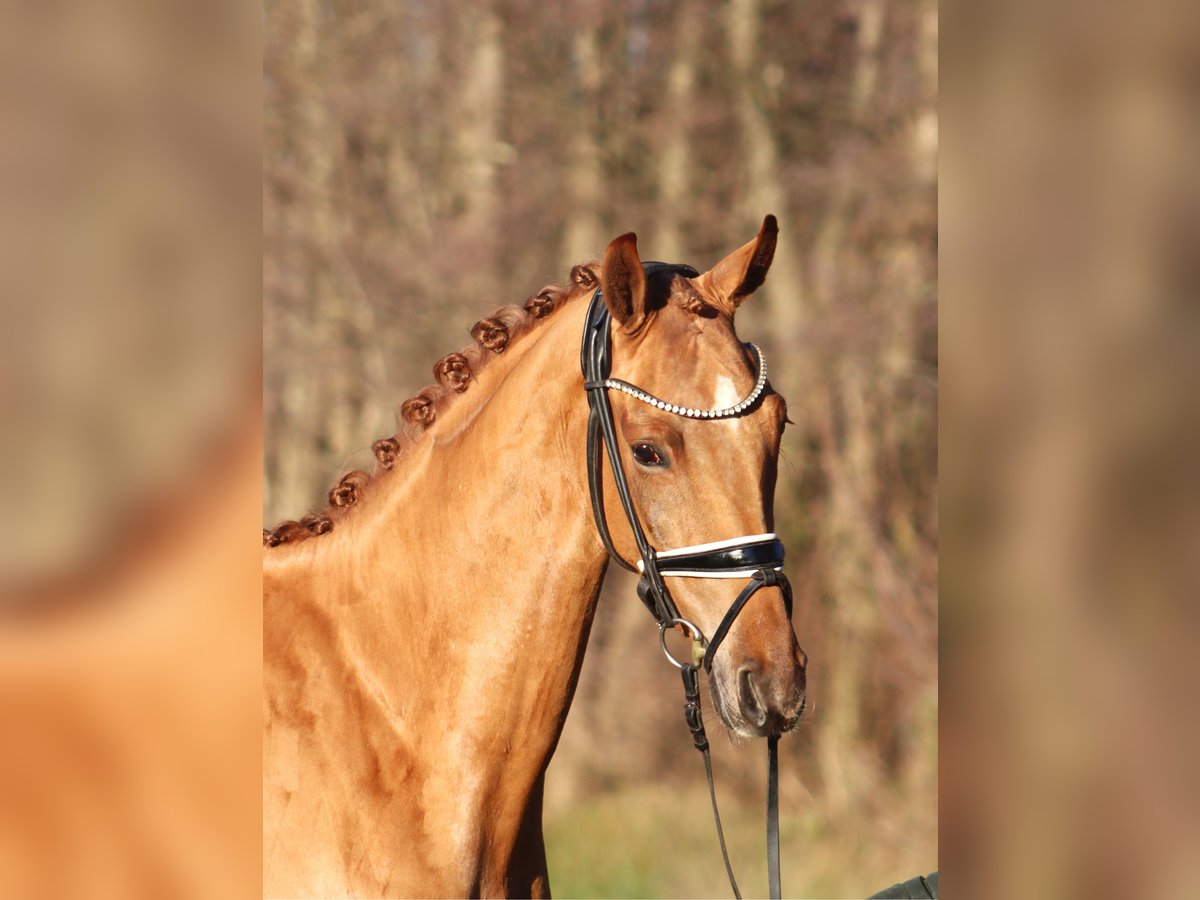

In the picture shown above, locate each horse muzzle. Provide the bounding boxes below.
[637,535,806,737]
[728,651,807,738]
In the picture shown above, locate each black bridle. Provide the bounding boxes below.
[581,262,795,900]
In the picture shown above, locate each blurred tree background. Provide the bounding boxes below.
[264,0,936,895]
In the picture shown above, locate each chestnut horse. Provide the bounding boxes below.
[263,218,807,898]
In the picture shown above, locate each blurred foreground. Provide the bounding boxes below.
[0,414,263,896]
[942,0,1200,896]
[0,0,262,895]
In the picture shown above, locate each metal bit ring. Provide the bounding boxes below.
[658,617,708,669]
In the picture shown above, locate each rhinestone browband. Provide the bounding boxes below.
[602,343,768,419]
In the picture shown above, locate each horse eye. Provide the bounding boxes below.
[631,442,666,467]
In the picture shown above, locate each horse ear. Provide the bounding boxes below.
[600,232,648,334]
[698,215,778,313]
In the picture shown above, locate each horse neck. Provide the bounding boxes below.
[315,296,609,773]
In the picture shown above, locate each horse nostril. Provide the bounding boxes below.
[737,666,767,727]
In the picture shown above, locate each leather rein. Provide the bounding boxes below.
[581,262,794,900]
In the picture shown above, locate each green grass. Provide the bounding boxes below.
[544,782,936,899]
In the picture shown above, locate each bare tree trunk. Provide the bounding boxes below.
[563,27,605,264]
[453,8,503,233]
[272,0,348,518]
[850,0,886,120]
[726,0,806,389]
[914,0,939,187]
[811,0,939,816]
[653,1,700,261]
[808,0,884,816]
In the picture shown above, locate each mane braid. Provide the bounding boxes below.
[264,262,601,547]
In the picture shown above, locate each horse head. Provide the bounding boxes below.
[595,216,808,738]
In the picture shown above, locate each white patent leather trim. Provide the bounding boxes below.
[635,532,780,573]
[650,565,786,579]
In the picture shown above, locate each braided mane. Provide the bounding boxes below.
[264,262,601,547]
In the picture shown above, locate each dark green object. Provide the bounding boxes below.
[867,871,938,898]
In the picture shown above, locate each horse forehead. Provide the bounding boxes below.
[653,310,749,372]
[690,334,758,406]
[712,374,743,409]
